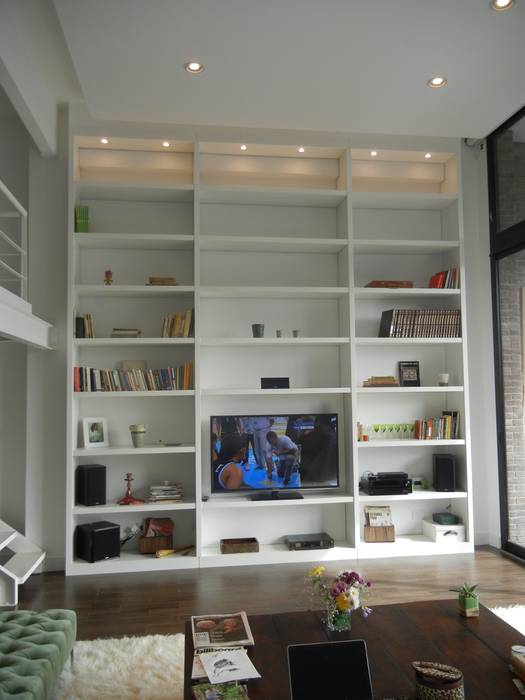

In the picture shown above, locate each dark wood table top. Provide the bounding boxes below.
[184,600,524,699]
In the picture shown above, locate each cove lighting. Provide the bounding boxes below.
[425,153,432,159]
[100,138,108,144]
[298,147,305,153]
[184,61,204,74]
[370,151,377,157]
[240,144,247,151]
[163,142,170,148]
[427,76,448,88]
[491,0,513,10]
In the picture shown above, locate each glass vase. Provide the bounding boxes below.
[326,609,352,633]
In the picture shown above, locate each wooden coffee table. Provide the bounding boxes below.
[184,600,523,699]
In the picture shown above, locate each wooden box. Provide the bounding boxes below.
[139,535,173,554]
[220,537,259,554]
[364,525,395,543]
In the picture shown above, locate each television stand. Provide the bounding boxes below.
[250,490,304,501]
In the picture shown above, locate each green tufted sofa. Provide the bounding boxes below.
[0,609,76,700]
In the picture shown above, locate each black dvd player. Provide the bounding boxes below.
[360,472,412,496]
[285,532,335,551]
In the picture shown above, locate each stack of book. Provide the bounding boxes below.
[75,314,94,338]
[414,411,460,440]
[428,268,460,289]
[147,276,177,286]
[147,482,183,504]
[378,309,461,338]
[162,308,194,337]
[111,328,142,338]
[74,205,89,233]
[191,612,258,699]
[73,361,194,392]
[362,375,400,387]
[365,279,413,288]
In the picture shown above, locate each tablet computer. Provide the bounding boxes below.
[287,639,373,700]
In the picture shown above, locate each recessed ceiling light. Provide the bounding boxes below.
[370,150,378,157]
[425,152,432,159]
[184,61,204,74]
[100,138,108,144]
[298,147,305,153]
[491,0,513,10]
[427,76,448,88]
[240,144,247,151]
[162,141,170,148]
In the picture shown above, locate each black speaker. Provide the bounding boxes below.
[75,521,120,563]
[433,454,456,492]
[76,464,106,506]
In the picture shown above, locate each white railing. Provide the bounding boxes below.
[0,178,28,300]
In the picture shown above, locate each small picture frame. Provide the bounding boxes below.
[82,417,109,448]
[398,361,420,387]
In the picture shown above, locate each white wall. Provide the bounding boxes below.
[461,140,501,547]
[0,0,80,155]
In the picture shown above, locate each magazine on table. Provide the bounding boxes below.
[198,648,260,684]
[192,647,242,680]
[191,612,254,649]
[192,681,250,700]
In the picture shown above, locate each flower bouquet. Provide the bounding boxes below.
[306,566,372,632]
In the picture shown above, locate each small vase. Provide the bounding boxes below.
[326,609,352,633]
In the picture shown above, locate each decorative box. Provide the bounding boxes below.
[220,537,259,554]
[422,519,465,543]
[139,534,172,554]
[363,525,395,543]
[413,661,464,699]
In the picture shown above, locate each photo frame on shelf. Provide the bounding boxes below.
[398,361,420,387]
[82,417,109,449]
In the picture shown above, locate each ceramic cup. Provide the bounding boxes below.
[292,329,300,337]
[252,323,265,338]
[438,373,450,386]
[275,329,282,337]
[129,424,146,448]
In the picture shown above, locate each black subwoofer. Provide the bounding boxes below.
[75,521,120,562]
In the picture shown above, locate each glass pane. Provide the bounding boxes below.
[494,114,525,234]
[499,250,525,547]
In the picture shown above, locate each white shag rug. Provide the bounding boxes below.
[491,605,525,636]
[52,633,185,700]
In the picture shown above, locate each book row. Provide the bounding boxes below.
[162,308,194,337]
[414,411,460,440]
[428,268,460,289]
[379,309,461,338]
[75,314,94,338]
[73,362,194,392]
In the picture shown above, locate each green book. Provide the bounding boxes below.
[74,205,89,233]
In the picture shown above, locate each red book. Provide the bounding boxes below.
[73,366,80,392]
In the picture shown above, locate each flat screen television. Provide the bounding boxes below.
[211,414,339,492]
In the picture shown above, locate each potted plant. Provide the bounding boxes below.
[450,582,479,617]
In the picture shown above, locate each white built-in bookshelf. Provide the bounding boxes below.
[66,136,473,575]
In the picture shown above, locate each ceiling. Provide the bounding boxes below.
[53,0,525,139]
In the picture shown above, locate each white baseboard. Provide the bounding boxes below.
[475,531,501,548]
[39,555,65,573]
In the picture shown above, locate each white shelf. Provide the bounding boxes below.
[356,337,462,346]
[353,239,460,255]
[73,502,196,515]
[74,390,195,398]
[74,233,194,250]
[201,337,349,347]
[73,444,195,456]
[200,542,357,568]
[358,535,473,559]
[200,286,349,300]
[358,439,465,448]
[75,285,194,298]
[202,387,351,396]
[76,181,194,202]
[356,386,463,394]
[354,287,460,299]
[358,491,468,503]
[2,552,46,583]
[203,494,353,508]
[0,525,16,550]
[69,551,198,575]
[75,337,194,346]
[200,235,348,254]
[199,186,347,207]
[352,192,458,211]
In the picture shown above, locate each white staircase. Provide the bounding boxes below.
[0,519,45,606]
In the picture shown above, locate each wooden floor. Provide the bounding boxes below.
[18,547,525,640]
